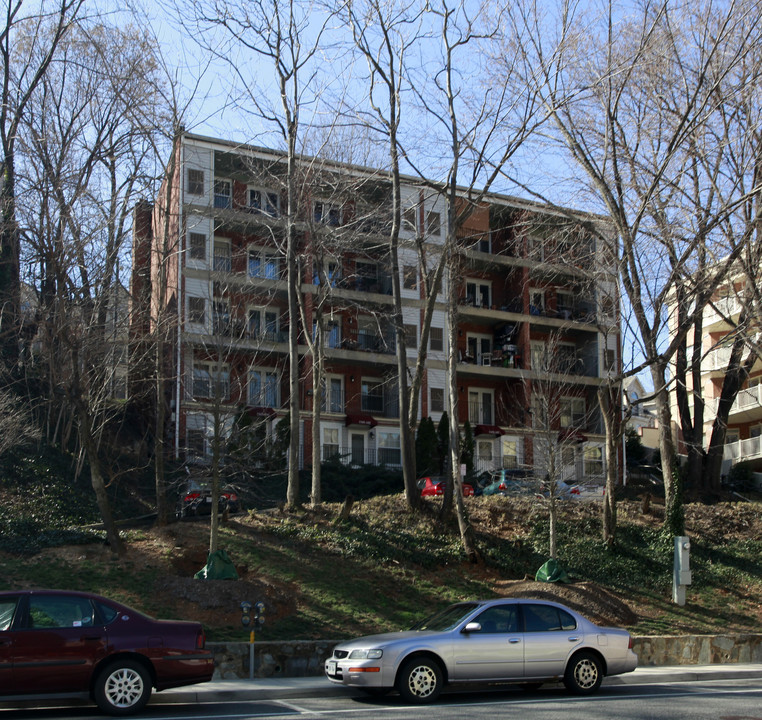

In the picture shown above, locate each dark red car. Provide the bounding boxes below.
[417,476,475,497]
[176,480,240,518]
[0,589,214,715]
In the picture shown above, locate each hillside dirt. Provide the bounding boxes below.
[25,494,762,635]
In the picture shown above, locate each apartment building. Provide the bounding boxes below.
[670,281,762,476]
[131,132,620,484]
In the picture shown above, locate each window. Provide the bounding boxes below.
[600,293,616,318]
[584,446,603,478]
[188,297,206,325]
[214,179,232,209]
[187,427,208,458]
[523,603,576,632]
[558,344,578,374]
[403,206,417,233]
[426,210,441,236]
[560,397,585,428]
[502,438,520,469]
[466,334,492,365]
[430,387,444,413]
[477,440,493,463]
[249,368,279,407]
[248,307,280,341]
[0,598,18,631]
[187,168,204,195]
[531,342,547,371]
[530,289,545,315]
[314,201,341,226]
[249,249,281,279]
[321,377,344,413]
[212,300,230,335]
[528,233,545,261]
[249,188,279,216]
[313,259,340,286]
[322,319,341,348]
[404,323,417,348]
[356,260,378,291]
[469,389,493,424]
[378,431,401,466]
[477,235,491,253]
[192,363,229,400]
[604,348,616,371]
[323,427,340,459]
[430,326,443,352]
[189,232,206,261]
[557,291,574,318]
[361,379,384,413]
[213,240,231,272]
[403,264,417,290]
[466,280,490,308]
[27,594,95,629]
[472,604,518,634]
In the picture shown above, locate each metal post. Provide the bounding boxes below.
[672,536,691,606]
[249,630,255,681]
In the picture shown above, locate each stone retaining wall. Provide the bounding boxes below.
[208,634,762,679]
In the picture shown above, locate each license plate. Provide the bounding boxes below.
[205,497,212,502]
[327,660,337,675]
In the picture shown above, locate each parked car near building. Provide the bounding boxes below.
[417,476,474,498]
[0,589,214,715]
[325,598,637,703]
[176,479,240,518]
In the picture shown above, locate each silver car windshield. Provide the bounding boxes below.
[409,603,480,631]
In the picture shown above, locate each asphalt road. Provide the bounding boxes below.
[2,678,762,720]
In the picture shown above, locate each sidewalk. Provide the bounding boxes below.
[153,664,762,705]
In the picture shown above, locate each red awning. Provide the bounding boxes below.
[345,414,378,429]
[247,406,277,418]
[475,424,505,437]
[558,428,588,443]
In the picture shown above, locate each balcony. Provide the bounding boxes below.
[342,329,396,355]
[706,385,762,423]
[724,435,762,464]
[705,296,743,327]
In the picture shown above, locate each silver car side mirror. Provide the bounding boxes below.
[463,622,481,633]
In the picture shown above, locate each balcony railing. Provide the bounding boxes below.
[707,385,762,418]
[724,435,762,463]
[705,296,743,324]
[468,402,494,425]
[321,446,401,468]
[342,329,396,354]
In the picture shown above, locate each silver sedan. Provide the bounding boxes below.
[325,598,637,703]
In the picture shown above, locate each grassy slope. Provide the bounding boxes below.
[2,449,761,642]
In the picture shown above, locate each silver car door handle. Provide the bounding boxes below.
[508,638,521,644]
[568,636,580,642]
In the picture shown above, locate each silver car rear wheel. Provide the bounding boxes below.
[564,651,603,695]
[397,657,443,703]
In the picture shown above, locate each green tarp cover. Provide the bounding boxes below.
[535,558,570,583]
[195,549,239,580]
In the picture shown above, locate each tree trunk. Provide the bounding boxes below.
[78,408,124,556]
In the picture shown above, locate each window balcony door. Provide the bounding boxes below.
[351,433,365,466]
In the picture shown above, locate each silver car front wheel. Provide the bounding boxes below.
[397,657,443,703]
[94,659,152,715]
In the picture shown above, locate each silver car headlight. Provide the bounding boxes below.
[348,649,383,659]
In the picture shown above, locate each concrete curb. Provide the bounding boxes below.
[151,663,762,705]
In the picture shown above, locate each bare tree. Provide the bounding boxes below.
[183,0,339,509]
[1,0,84,367]
[510,0,762,535]
[17,20,168,555]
